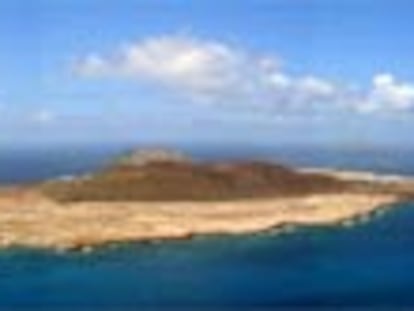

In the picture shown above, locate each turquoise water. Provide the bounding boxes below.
[0,144,413,308]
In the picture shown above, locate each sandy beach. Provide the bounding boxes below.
[0,191,398,250]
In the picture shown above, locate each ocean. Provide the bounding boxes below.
[0,143,414,309]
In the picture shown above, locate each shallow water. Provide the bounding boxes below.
[0,144,414,308]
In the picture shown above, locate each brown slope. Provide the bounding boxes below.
[39,159,351,202]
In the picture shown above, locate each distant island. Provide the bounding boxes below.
[0,148,413,251]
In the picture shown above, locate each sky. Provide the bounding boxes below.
[1,0,414,147]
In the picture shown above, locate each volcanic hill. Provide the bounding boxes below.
[38,148,410,202]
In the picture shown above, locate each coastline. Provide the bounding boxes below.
[1,155,414,251]
[298,167,414,183]
[0,191,400,251]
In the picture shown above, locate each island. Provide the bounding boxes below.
[0,149,413,250]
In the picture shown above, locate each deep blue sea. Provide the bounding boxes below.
[0,143,414,309]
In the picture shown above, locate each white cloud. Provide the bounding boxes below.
[267,73,291,89]
[357,73,414,113]
[76,54,109,77]
[76,34,414,116]
[78,36,248,93]
[297,76,335,97]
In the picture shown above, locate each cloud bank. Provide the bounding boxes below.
[76,34,414,115]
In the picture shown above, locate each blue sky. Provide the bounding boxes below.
[1,0,414,147]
